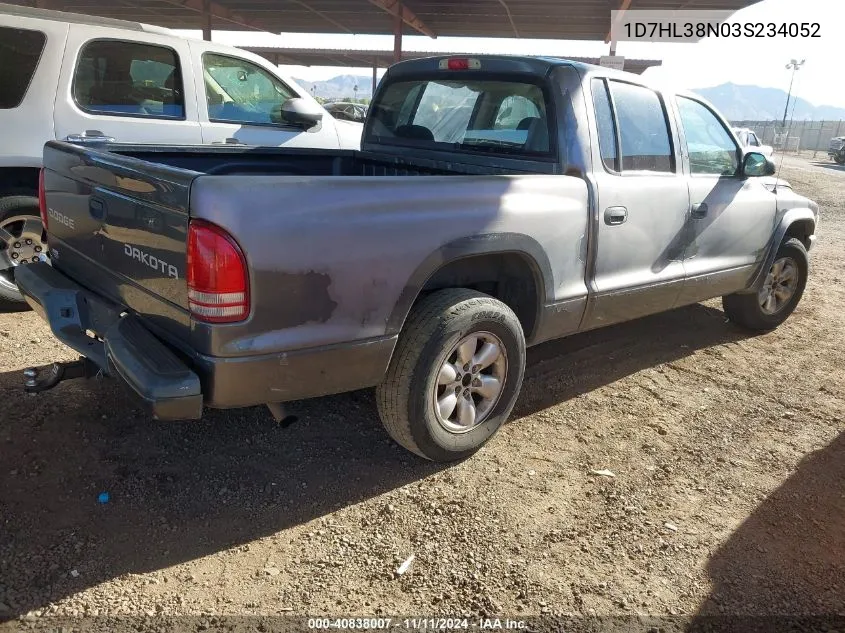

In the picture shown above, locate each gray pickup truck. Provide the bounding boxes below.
[17,55,819,462]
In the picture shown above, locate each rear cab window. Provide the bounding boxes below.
[73,40,185,119]
[366,77,553,158]
[0,26,47,109]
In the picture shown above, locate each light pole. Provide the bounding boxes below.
[781,58,805,129]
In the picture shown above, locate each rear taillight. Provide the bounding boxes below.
[186,220,249,323]
[38,168,48,230]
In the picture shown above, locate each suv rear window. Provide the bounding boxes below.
[0,26,47,109]
[366,78,552,157]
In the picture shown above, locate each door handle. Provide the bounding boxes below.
[691,202,709,219]
[66,131,116,145]
[604,206,628,226]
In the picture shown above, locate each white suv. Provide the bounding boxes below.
[0,2,362,304]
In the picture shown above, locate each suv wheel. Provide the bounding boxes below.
[722,238,808,331]
[376,289,526,462]
[0,196,49,306]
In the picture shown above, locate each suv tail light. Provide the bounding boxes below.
[186,220,249,323]
[38,168,48,230]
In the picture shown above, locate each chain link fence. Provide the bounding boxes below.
[731,119,845,153]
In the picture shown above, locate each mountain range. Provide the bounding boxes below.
[291,75,845,123]
[293,74,374,100]
[692,83,845,122]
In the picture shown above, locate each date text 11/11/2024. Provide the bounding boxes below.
[307,618,527,630]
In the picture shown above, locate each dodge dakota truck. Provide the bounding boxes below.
[17,55,819,462]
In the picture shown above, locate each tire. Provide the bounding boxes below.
[835,153,845,165]
[0,196,45,307]
[722,238,808,331]
[376,288,526,462]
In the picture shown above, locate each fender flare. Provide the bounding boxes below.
[384,233,555,336]
[745,208,816,293]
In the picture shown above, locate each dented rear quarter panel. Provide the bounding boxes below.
[189,174,590,358]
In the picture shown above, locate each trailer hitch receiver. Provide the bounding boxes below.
[23,359,100,393]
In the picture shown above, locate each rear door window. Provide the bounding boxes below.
[0,26,47,109]
[607,80,674,173]
[367,78,552,157]
[73,40,185,119]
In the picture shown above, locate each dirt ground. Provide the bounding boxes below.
[1,154,844,624]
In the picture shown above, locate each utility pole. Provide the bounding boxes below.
[782,58,805,129]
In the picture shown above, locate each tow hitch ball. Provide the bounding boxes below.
[23,359,99,393]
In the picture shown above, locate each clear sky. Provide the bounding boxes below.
[179,0,843,108]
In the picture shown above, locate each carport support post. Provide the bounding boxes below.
[202,0,212,41]
[393,3,403,64]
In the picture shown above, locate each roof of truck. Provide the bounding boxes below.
[383,54,647,82]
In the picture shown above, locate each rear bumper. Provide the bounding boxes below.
[15,263,396,416]
[16,263,203,420]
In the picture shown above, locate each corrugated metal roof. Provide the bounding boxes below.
[2,0,762,38]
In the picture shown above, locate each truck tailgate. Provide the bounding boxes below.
[42,141,195,343]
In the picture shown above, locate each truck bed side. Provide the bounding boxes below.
[188,173,589,358]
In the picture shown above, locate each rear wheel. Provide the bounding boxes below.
[835,152,845,165]
[376,289,526,462]
[722,238,808,331]
[0,196,48,306]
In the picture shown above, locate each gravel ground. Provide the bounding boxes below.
[1,155,844,623]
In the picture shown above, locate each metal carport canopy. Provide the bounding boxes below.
[22,0,762,39]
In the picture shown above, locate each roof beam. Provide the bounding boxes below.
[287,0,354,34]
[367,0,436,38]
[606,0,633,43]
[496,0,519,37]
[156,0,267,32]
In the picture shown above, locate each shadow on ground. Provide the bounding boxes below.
[810,161,845,174]
[687,431,845,628]
[0,303,751,618]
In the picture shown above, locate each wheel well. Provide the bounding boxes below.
[0,167,39,198]
[419,253,543,338]
[784,219,814,250]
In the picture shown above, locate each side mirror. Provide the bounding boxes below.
[743,151,776,177]
[270,98,323,130]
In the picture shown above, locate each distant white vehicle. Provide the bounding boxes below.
[0,2,362,304]
[733,127,774,157]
